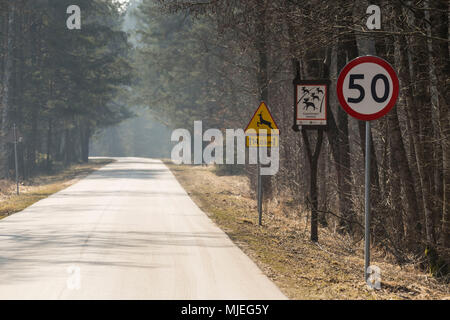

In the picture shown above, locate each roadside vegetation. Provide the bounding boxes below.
[167,162,449,300]
[0,1,132,177]
[133,0,449,279]
[0,159,113,220]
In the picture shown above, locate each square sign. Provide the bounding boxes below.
[294,80,329,127]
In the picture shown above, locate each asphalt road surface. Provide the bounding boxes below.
[0,158,286,300]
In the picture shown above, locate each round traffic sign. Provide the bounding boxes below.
[337,56,399,121]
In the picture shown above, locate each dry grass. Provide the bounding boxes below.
[166,162,450,300]
[0,159,113,220]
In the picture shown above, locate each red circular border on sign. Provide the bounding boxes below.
[337,56,399,121]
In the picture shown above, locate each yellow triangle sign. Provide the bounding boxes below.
[244,102,279,134]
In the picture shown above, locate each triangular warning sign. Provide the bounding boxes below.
[244,102,279,134]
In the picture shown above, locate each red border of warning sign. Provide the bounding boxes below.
[337,56,399,121]
[244,101,280,134]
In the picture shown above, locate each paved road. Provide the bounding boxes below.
[0,158,286,299]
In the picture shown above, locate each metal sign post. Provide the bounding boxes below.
[364,121,371,281]
[257,159,262,226]
[13,123,19,195]
[244,102,279,226]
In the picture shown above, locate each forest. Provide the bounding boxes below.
[129,0,449,277]
[1,0,449,279]
[0,0,132,178]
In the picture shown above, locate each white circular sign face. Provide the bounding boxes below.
[337,56,399,121]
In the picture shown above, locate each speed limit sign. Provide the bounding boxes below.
[337,56,399,121]
[337,55,399,285]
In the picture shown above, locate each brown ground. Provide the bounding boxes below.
[166,162,450,300]
[0,159,113,220]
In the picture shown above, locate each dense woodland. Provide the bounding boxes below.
[1,0,449,278]
[130,0,449,277]
[0,0,132,177]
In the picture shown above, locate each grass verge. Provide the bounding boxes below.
[166,162,449,300]
[0,159,113,220]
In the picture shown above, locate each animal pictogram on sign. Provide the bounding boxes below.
[257,112,273,129]
[298,85,326,113]
[245,102,279,147]
[311,92,320,102]
[302,87,310,95]
[303,98,316,111]
[294,82,329,127]
[245,102,279,134]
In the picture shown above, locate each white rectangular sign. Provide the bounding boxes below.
[296,84,327,126]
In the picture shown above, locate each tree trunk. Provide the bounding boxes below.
[387,98,422,247]
[388,137,406,248]
[0,2,15,178]
[318,143,328,227]
[426,0,450,248]
[394,4,436,248]
[255,1,272,200]
[80,122,90,163]
[302,128,324,242]
[46,118,52,172]
[336,35,356,233]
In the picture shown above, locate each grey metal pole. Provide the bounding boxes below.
[13,124,19,195]
[364,121,371,281]
[257,152,262,226]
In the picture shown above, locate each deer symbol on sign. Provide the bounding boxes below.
[303,98,316,111]
[311,92,320,102]
[257,112,273,129]
[302,87,310,95]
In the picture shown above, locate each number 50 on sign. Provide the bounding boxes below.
[337,56,399,121]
